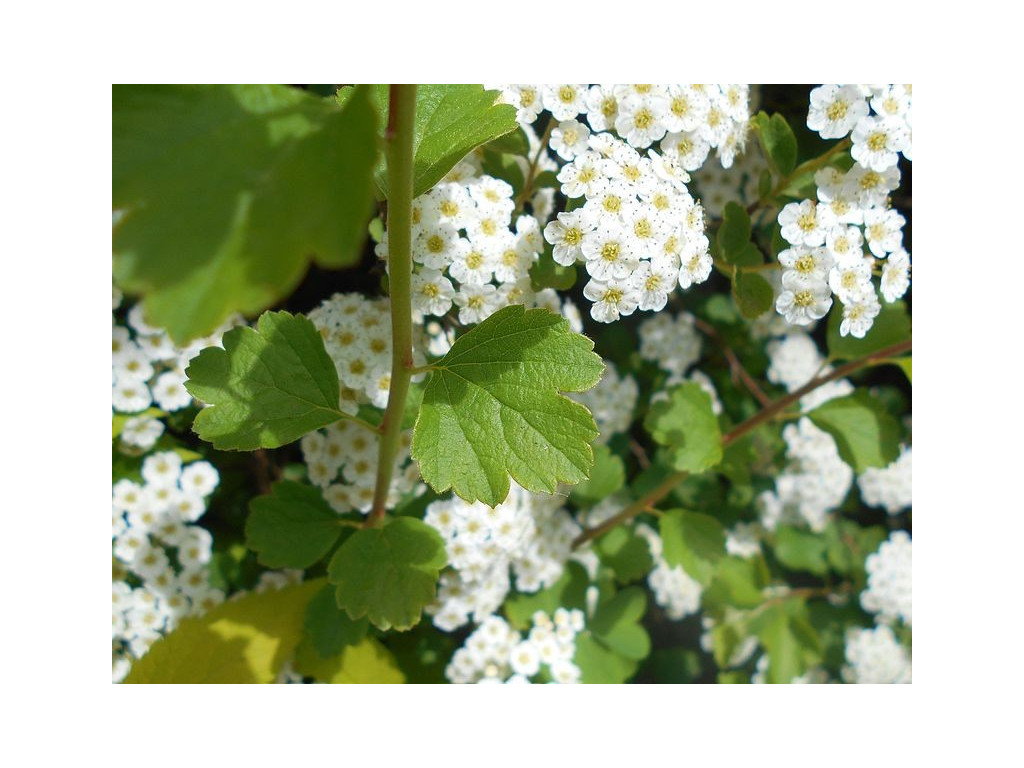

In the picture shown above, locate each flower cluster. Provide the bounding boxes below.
[758,418,853,533]
[571,362,637,444]
[445,610,585,684]
[493,84,751,169]
[774,84,911,335]
[639,311,703,379]
[112,452,221,681]
[842,624,912,684]
[307,292,430,410]
[861,531,912,626]
[635,524,703,620]
[765,330,854,411]
[544,132,711,323]
[300,419,419,514]
[424,482,580,631]
[858,446,912,514]
[374,169,546,326]
[113,301,239,449]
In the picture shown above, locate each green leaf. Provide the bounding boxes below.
[123,579,322,683]
[304,584,370,657]
[660,509,726,586]
[753,112,798,177]
[732,270,775,319]
[481,149,525,196]
[185,311,344,451]
[825,520,888,576]
[570,444,625,507]
[588,588,650,661]
[749,599,822,683]
[827,299,911,360]
[327,517,447,632]
[113,84,378,342]
[705,556,767,609]
[808,391,901,472]
[294,635,404,683]
[595,526,653,584]
[412,305,604,507]
[895,356,912,383]
[574,633,638,684]
[360,85,518,198]
[246,482,343,569]
[717,202,751,258]
[774,525,829,575]
[644,383,723,474]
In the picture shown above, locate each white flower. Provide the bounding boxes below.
[630,259,677,312]
[550,119,590,161]
[881,249,911,302]
[615,92,669,148]
[583,278,640,323]
[581,223,637,281]
[543,210,593,266]
[779,200,827,247]
[776,280,833,326]
[863,208,905,257]
[779,246,835,288]
[839,291,881,338]
[828,251,874,303]
[851,116,909,172]
[453,283,499,325]
[807,84,869,139]
[542,84,587,121]
[677,237,712,289]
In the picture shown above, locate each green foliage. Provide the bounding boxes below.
[644,383,723,473]
[575,588,650,683]
[808,391,901,472]
[595,527,654,584]
[705,556,768,609]
[327,517,447,632]
[185,311,345,451]
[303,584,371,657]
[123,579,322,683]
[749,598,822,683]
[732,270,775,319]
[752,112,798,177]
[773,526,829,575]
[827,299,911,360]
[294,636,404,684]
[717,202,752,259]
[660,509,726,586]
[245,481,344,569]
[570,444,625,506]
[356,84,518,198]
[412,305,604,506]
[113,84,378,342]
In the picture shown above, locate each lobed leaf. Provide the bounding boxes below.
[113,84,378,342]
[412,305,604,507]
[185,311,344,451]
[644,383,723,474]
[245,481,344,569]
[327,517,447,632]
[808,391,901,472]
[123,580,322,683]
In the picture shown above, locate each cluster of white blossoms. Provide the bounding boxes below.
[758,418,853,533]
[112,452,221,681]
[445,609,585,684]
[307,292,430,411]
[861,531,912,626]
[858,446,912,514]
[113,300,239,450]
[639,311,703,378]
[571,362,637,444]
[751,655,828,684]
[425,482,580,631]
[492,85,751,169]
[774,84,911,335]
[300,420,419,515]
[375,169,547,327]
[765,331,854,411]
[842,624,911,683]
[693,144,770,217]
[544,131,711,324]
[635,524,702,620]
